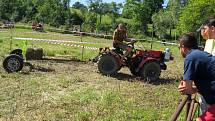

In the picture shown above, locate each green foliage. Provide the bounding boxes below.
[152,0,182,37]
[177,0,215,33]
[152,10,176,37]
[0,0,26,22]
[71,9,84,26]
[0,0,70,27]
[72,1,88,11]
[88,0,122,33]
[82,13,97,32]
[122,0,163,34]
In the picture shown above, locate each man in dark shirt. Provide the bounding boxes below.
[178,33,215,121]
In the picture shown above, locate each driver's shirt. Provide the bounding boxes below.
[113,29,127,44]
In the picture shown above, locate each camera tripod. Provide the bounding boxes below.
[169,94,200,121]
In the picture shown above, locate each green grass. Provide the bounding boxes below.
[0,27,192,121]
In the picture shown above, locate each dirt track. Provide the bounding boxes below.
[20,58,181,83]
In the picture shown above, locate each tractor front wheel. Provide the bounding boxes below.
[140,62,161,81]
[98,55,119,75]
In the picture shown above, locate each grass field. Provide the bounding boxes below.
[0,28,190,121]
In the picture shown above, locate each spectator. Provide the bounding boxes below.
[198,16,215,114]
[178,33,215,121]
[199,16,215,55]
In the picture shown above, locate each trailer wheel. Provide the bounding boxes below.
[140,62,161,81]
[10,48,23,58]
[3,54,24,73]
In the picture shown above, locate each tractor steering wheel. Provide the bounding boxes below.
[127,39,137,48]
[126,39,138,58]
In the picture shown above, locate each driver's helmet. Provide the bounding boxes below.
[165,48,170,52]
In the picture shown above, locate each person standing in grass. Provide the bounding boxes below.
[198,17,215,114]
[113,23,133,58]
[178,33,215,121]
[200,17,215,55]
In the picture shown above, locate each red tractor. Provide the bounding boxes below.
[97,41,173,81]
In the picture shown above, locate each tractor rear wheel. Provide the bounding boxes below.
[98,55,119,75]
[140,62,161,81]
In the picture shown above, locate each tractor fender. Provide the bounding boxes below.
[112,53,123,67]
[138,57,157,68]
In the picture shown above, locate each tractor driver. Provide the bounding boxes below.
[113,23,133,58]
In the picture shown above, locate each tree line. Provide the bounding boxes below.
[0,0,215,39]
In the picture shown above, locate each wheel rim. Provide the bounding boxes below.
[7,58,21,71]
[146,69,158,80]
[142,62,161,81]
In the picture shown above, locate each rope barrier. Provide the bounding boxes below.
[14,37,99,51]
[15,25,178,43]
[2,25,180,46]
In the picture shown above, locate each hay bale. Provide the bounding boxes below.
[25,47,43,60]
[34,47,43,60]
[26,48,35,60]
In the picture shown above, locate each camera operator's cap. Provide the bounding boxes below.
[196,24,203,32]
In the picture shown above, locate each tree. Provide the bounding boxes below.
[152,10,173,36]
[0,0,26,22]
[71,11,84,26]
[122,0,163,34]
[83,13,97,32]
[72,1,88,11]
[88,0,104,32]
[152,0,183,37]
[23,0,38,22]
[177,0,215,33]
[109,2,122,25]
[34,0,71,27]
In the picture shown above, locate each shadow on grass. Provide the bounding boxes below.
[149,77,177,85]
[111,72,138,82]
[111,72,177,85]
[42,57,85,63]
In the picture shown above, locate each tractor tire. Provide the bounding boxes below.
[129,57,142,76]
[130,67,140,76]
[3,54,24,73]
[98,55,119,75]
[140,62,161,81]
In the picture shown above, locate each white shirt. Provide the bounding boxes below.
[204,39,215,56]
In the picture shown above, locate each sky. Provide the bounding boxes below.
[71,0,169,7]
